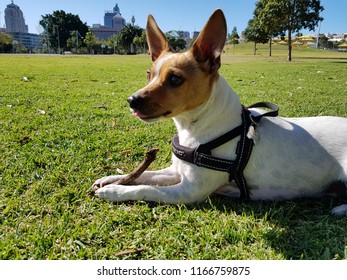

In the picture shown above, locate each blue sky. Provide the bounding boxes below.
[1,0,346,35]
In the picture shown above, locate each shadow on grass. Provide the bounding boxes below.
[203,195,347,259]
[298,56,347,62]
[114,186,347,259]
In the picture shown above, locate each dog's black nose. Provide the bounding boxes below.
[127,95,144,110]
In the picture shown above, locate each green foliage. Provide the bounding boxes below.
[132,31,147,54]
[116,24,144,54]
[39,10,89,52]
[165,31,186,51]
[243,19,269,55]
[84,30,98,54]
[0,32,13,53]
[0,50,346,259]
[66,31,84,53]
[243,19,269,45]
[256,0,324,60]
[229,27,240,45]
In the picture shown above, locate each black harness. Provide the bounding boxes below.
[172,102,279,200]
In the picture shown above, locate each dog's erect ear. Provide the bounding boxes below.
[146,15,170,61]
[191,9,227,73]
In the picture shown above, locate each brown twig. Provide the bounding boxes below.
[90,148,159,194]
[115,247,145,257]
[114,148,159,185]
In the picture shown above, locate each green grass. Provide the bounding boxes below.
[0,46,347,260]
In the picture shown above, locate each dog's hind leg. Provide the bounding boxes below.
[330,179,347,216]
[331,204,347,216]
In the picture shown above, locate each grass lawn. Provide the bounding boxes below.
[0,45,346,260]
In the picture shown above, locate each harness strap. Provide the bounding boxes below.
[233,103,279,199]
[172,102,279,200]
[248,102,279,122]
[229,108,254,199]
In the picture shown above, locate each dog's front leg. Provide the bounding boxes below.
[95,167,223,204]
[94,177,208,204]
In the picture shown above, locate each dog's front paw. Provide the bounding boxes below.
[331,204,347,216]
[92,175,125,191]
[94,184,129,201]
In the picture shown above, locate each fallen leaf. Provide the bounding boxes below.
[93,105,108,110]
[120,150,132,156]
[116,168,124,174]
[17,136,31,145]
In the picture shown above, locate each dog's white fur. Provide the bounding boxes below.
[93,10,347,215]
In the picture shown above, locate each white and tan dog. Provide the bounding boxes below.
[93,10,347,215]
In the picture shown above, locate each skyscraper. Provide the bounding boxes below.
[4,0,28,33]
[91,3,127,41]
[104,3,126,29]
[3,1,41,52]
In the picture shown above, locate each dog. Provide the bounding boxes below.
[93,9,347,215]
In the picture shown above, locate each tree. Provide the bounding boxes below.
[84,29,97,54]
[244,0,280,56]
[243,18,269,55]
[229,26,240,45]
[66,30,83,53]
[133,31,147,54]
[165,31,186,51]
[116,24,143,54]
[106,34,118,54]
[258,0,324,61]
[317,34,334,49]
[0,32,13,53]
[40,10,89,52]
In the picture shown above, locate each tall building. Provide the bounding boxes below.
[3,1,42,52]
[4,0,28,33]
[91,3,126,41]
[104,3,126,29]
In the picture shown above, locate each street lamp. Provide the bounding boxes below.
[12,40,18,53]
[54,25,61,54]
[76,30,84,54]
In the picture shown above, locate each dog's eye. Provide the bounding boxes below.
[168,74,183,88]
[146,70,151,81]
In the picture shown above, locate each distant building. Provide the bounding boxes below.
[3,1,42,52]
[4,0,28,33]
[191,31,200,39]
[104,3,126,29]
[91,3,126,41]
[10,32,42,51]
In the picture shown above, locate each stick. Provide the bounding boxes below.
[115,247,145,257]
[115,148,159,185]
[89,148,159,194]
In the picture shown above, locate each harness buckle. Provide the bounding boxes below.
[249,113,260,127]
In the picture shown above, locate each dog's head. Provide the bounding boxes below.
[128,9,227,122]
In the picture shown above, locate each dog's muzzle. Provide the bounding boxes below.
[127,94,145,111]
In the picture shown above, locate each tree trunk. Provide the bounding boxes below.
[269,37,272,57]
[253,42,257,55]
[287,28,292,61]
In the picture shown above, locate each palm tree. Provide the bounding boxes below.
[117,24,143,54]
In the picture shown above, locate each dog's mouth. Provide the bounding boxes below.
[131,109,171,122]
